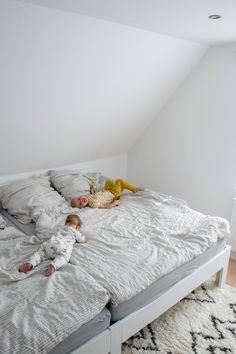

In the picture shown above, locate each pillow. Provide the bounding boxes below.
[50,169,101,201]
[0,176,65,224]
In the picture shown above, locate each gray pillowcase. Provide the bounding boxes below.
[50,170,101,201]
[0,176,65,224]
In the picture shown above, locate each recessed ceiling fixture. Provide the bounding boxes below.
[208,14,221,20]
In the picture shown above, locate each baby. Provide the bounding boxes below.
[19,214,85,276]
[71,178,143,209]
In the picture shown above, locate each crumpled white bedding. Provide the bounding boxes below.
[0,227,110,354]
[35,190,230,307]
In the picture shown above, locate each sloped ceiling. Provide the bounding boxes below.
[1,0,207,175]
[17,0,236,45]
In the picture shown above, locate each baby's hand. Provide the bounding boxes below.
[79,235,87,243]
[45,264,55,276]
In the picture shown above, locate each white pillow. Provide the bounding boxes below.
[50,170,101,201]
[0,176,65,224]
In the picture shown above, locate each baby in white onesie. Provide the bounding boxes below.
[19,214,85,276]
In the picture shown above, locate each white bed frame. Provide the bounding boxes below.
[72,244,231,354]
[0,168,231,354]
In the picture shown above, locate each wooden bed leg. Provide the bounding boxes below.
[216,247,230,288]
[110,322,122,354]
[216,266,227,288]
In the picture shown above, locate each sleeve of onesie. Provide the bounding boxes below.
[75,230,86,243]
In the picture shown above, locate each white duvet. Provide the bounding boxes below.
[0,227,110,354]
[35,190,230,307]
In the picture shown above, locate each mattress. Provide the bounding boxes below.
[109,238,226,322]
[0,209,36,235]
[48,307,111,354]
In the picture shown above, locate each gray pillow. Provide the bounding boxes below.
[50,170,101,201]
[0,176,65,224]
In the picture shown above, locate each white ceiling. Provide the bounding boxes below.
[17,0,236,45]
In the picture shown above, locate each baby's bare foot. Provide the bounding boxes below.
[19,263,33,273]
[135,187,144,192]
[45,264,55,276]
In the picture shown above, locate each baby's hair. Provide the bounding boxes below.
[66,214,82,227]
[71,198,77,208]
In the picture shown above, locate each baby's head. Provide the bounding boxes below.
[65,214,82,229]
[71,195,89,208]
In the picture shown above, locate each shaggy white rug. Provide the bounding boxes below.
[122,281,236,354]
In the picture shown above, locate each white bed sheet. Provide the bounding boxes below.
[35,190,230,307]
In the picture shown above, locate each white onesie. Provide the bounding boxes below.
[28,225,85,270]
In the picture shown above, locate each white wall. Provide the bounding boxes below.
[0,154,127,185]
[128,44,236,220]
[0,0,206,176]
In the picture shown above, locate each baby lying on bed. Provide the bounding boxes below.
[19,214,86,276]
[71,178,143,209]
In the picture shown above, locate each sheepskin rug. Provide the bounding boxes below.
[122,281,236,354]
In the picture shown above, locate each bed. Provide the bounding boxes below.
[0,169,231,354]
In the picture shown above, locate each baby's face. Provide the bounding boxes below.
[72,196,88,208]
[66,218,80,229]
